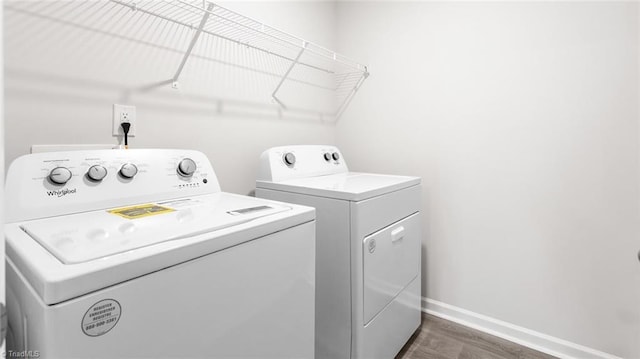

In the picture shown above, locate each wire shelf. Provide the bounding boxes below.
[107,0,370,120]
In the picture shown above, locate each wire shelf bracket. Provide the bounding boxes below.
[172,1,214,88]
[272,43,307,109]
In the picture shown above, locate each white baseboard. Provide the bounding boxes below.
[422,298,621,359]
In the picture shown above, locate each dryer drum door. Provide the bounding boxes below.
[362,213,420,325]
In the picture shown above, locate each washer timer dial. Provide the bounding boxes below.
[283,152,296,166]
[48,167,73,185]
[119,163,138,179]
[177,158,197,177]
[87,165,108,182]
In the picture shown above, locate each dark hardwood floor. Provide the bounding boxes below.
[396,314,557,359]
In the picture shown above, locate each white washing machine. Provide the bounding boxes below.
[5,149,316,359]
[256,145,422,359]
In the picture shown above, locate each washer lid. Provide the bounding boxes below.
[21,195,291,264]
[7,192,314,305]
[257,172,420,201]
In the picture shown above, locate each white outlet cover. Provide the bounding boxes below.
[112,104,137,137]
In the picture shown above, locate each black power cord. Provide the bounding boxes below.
[121,122,131,149]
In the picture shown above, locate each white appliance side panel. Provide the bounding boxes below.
[256,188,352,359]
[8,222,315,359]
[363,213,420,324]
[6,259,42,355]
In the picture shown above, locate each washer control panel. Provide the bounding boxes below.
[5,149,221,222]
[257,145,348,182]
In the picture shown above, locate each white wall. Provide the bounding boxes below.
[4,1,338,196]
[5,1,640,358]
[1,1,5,354]
[336,2,640,358]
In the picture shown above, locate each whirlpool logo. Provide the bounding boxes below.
[47,188,77,197]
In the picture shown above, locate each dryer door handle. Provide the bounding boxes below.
[391,226,405,243]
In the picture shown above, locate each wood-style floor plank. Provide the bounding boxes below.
[396,314,557,359]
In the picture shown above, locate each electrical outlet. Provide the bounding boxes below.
[112,104,137,137]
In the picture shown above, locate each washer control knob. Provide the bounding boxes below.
[177,158,197,177]
[87,165,108,182]
[323,153,332,161]
[119,163,138,179]
[49,167,73,185]
[332,152,340,161]
[283,152,296,166]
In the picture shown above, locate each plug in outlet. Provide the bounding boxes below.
[112,104,137,137]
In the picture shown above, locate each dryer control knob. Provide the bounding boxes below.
[283,152,296,166]
[177,158,197,177]
[87,165,108,182]
[119,163,138,179]
[323,153,332,161]
[49,167,73,185]
[332,152,340,161]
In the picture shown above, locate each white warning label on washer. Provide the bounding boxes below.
[82,299,121,337]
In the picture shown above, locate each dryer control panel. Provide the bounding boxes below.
[257,145,349,182]
[5,149,220,222]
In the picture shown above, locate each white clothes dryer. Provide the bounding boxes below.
[256,145,422,359]
[5,149,315,359]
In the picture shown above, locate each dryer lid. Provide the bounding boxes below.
[21,194,292,264]
[257,172,420,201]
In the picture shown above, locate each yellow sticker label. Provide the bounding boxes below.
[108,204,175,219]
